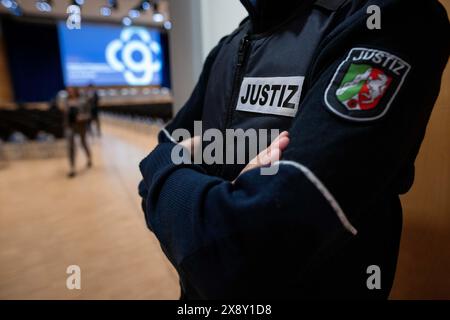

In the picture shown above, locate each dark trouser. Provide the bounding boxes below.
[68,120,91,171]
[91,113,101,136]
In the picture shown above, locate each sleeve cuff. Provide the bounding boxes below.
[139,142,177,186]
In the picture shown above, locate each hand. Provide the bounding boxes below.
[179,136,202,159]
[235,131,290,181]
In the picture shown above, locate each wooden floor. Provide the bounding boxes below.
[0,122,180,299]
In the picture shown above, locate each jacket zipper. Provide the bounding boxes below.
[225,35,251,129]
[217,35,251,176]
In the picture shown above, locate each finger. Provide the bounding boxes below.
[265,135,290,158]
[268,131,289,150]
[238,132,290,178]
[269,131,289,146]
[263,147,281,166]
[273,136,290,152]
[249,134,289,166]
[261,136,290,164]
[179,137,193,151]
[276,131,290,140]
[192,136,201,151]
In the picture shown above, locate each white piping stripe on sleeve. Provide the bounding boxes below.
[161,128,177,144]
[275,160,358,236]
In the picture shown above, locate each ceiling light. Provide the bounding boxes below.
[100,6,111,16]
[1,0,22,15]
[122,17,132,26]
[163,21,172,30]
[128,9,140,19]
[153,12,164,23]
[36,0,52,12]
[1,0,13,9]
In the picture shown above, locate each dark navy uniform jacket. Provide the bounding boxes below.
[139,0,449,299]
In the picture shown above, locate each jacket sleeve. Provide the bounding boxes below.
[139,0,449,298]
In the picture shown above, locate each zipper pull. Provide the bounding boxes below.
[237,36,250,67]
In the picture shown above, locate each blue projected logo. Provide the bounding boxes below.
[58,22,164,87]
[106,27,162,85]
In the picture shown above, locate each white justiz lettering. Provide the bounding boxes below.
[352,49,406,76]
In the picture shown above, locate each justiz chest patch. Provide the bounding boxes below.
[325,48,411,122]
[236,76,305,118]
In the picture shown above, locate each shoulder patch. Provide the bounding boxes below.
[324,48,411,122]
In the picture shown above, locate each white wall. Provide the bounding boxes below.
[168,0,247,113]
[199,0,247,60]
[168,0,203,115]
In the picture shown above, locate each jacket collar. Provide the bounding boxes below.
[239,0,347,33]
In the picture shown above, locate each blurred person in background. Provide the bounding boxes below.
[64,87,92,178]
[86,84,101,137]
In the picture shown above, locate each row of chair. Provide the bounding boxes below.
[0,108,64,142]
[0,103,172,143]
[99,103,173,121]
